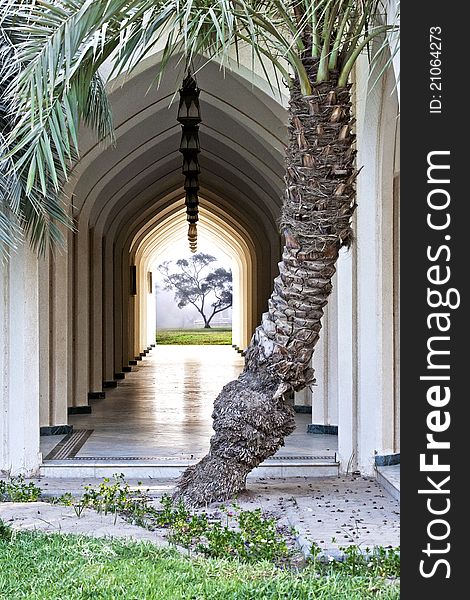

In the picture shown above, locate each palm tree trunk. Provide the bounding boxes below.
[174,61,356,507]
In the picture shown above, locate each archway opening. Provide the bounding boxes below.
[151,226,234,341]
[132,202,255,354]
[38,53,338,471]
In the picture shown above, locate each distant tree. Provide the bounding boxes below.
[158,253,232,329]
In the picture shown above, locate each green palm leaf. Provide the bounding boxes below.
[0,0,123,254]
[1,0,398,257]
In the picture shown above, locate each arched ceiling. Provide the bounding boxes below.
[65,52,288,259]
[136,205,252,272]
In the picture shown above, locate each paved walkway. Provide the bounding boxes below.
[42,346,337,462]
[0,476,399,557]
[28,346,400,556]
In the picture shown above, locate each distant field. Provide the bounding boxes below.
[156,328,232,345]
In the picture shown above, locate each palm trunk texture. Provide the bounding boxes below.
[173,61,357,507]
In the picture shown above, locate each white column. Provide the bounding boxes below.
[37,236,72,426]
[72,225,89,406]
[90,231,104,390]
[112,251,125,370]
[326,277,339,425]
[67,229,74,406]
[311,311,328,424]
[38,253,50,427]
[337,248,357,472]
[353,56,397,475]
[231,260,241,349]
[113,248,124,373]
[310,276,340,427]
[146,269,156,347]
[138,262,146,351]
[393,170,400,453]
[51,249,69,423]
[0,245,41,474]
[0,254,9,469]
[103,236,115,381]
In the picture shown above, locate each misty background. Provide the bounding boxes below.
[152,237,233,329]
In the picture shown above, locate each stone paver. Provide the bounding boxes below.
[0,501,169,545]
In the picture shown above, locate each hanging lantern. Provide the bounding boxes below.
[181,155,201,175]
[185,194,199,224]
[185,190,199,209]
[188,223,198,253]
[177,75,202,125]
[177,71,202,252]
[179,127,200,152]
[184,173,199,190]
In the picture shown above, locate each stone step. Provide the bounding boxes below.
[376,465,400,502]
[40,458,339,480]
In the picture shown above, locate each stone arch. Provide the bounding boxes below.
[59,51,286,407]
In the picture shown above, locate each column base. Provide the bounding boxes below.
[68,406,92,415]
[374,452,400,467]
[40,425,73,436]
[307,424,338,435]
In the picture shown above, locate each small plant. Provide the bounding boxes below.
[57,492,74,506]
[80,474,151,525]
[0,475,41,502]
[237,508,289,562]
[50,492,88,518]
[308,541,322,570]
[155,494,191,528]
[308,543,400,578]
[54,474,152,525]
[0,518,13,541]
[341,543,363,576]
[366,546,400,578]
[155,496,291,564]
[52,478,292,566]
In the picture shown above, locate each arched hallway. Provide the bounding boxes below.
[40,346,338,478]
[1,46,400,482]
[64,53,285,413]
[2,51,292,477]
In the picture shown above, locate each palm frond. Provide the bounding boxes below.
[0,0,107,254]
[0,0,399,257]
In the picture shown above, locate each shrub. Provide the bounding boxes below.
[156,495,291,563]
[0,475,41,502]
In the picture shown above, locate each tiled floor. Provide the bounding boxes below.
[41,346,337,461]
[40,433,67,458]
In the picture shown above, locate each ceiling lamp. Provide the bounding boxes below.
[177,73,202,253]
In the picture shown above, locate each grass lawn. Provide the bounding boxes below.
[0,532,399,600]
[156,328,232,345]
